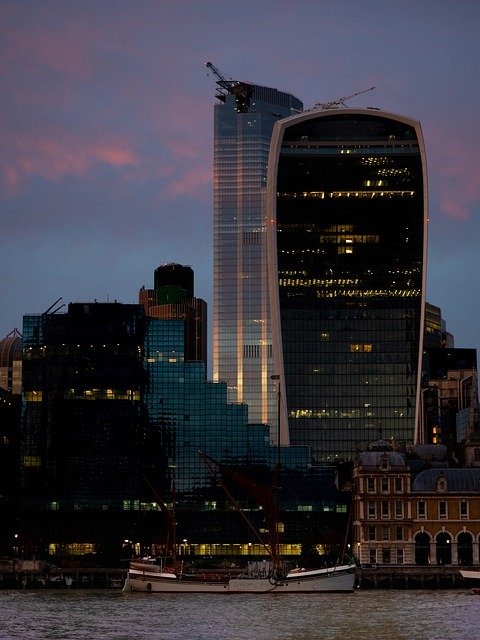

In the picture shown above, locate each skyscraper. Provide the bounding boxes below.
[140,263,208,367]
[212,71,303,428]
[21,302,147,514]
[267,109,428,461]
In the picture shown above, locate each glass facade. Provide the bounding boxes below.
[143,317,344,548]
[144,318,316,501]
[268,110,428,462]
[21,303,147,510]
[213,80,303,432]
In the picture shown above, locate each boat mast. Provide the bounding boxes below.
[143,476,177,563]
[199,451,281,565]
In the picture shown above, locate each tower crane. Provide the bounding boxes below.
[205,61,240,98]
[314,86,375,110]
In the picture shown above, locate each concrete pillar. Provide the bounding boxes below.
[451,542,458,565]
[430,542,436,565]
[473,541,479,565]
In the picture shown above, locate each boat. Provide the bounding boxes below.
[123,557,356,593]
[460,569,480,582]
[123,453,356,594]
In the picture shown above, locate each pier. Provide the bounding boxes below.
[0,559,473,590]
[357,565,467,589]
[0,560,125,589]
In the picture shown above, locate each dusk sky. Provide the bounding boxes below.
[2,0,480,369]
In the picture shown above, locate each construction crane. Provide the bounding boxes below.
[205,61,241,98]
[314,86,376,110]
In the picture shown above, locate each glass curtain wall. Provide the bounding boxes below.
[268,110,428,462]
[213,82,302,432]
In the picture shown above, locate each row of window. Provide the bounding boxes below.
[366,499,470,519]
[367,525,405,541]
[368,548,404,564]
[367,500,405,518]
[367,477,405,493]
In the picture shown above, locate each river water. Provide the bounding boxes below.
[0,589,477,640]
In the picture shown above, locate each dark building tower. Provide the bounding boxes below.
[211,66,303,427]
[139,263,207,367]
[21,303,148,554]
[154,263,194,302]
[267,109,428,461]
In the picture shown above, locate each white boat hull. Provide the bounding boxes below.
[123,563,356,593]
[460,569,480,582]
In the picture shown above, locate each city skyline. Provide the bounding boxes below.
[1,1,480,372]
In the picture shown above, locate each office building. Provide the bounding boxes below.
[139,263,207,368]
[267,108,428,461]
[212,72,303,428]
[0,328,22,394]
[21,302,147,512]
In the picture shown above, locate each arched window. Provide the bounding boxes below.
[457,532,473,566]
[414,531,430,565]
[436,532,452,565]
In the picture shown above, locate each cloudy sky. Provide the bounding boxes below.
[1,0,479,367]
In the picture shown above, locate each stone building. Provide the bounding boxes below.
[352,441,480,567]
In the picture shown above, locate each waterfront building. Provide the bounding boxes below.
[142,315,341,557]
[212,71,303,428]
[267,108,428,461]
[353,441,480,567]
[19,288,344,560]
[20,302,148,556]
[0,329,23,554]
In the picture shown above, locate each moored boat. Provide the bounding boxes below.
[123,557,356,593]
[460,569,480,582]
[124,452,356,594]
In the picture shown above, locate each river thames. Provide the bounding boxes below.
[0,589,477,640]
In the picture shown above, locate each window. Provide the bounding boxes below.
[368,526,376,541]
[394,477,403,493]
[367,477,375,493]
[382,526,389,541]
[396,527,403,541]
[395,501,404,518]
[369,549,377,564]
[368,501,376,518]
[396,549,404,564]
[381,500,389,518]
[381,477,389,493]
[382,548,391,564]
[460,500,469,519]
[439,501,447,519]
[417,500,426,519]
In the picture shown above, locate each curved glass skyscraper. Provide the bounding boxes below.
[267,109,428,461]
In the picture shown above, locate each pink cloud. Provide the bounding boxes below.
[167,166,212,198]
[0,11,98,82]
[1,131,139,196]
[431,136,480,220]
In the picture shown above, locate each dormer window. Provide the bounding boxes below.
[380,454,389,470]
[436,475,448,493]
